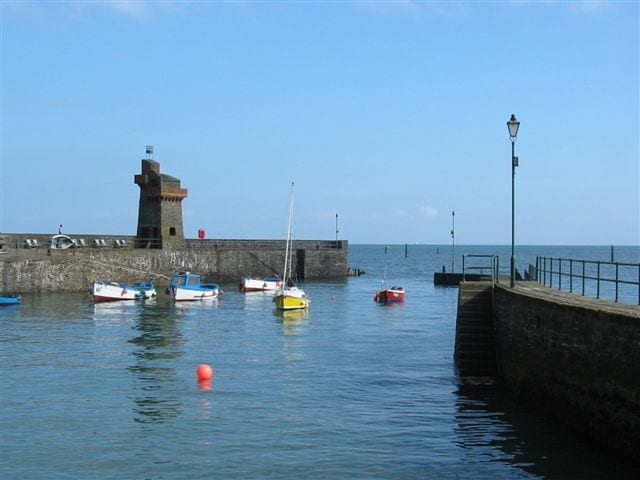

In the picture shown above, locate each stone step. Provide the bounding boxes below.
[458,295,491,304]
[457,311,492,320]
[458,322,493,331]
[456,358,497,370]
[455,348,496,359]
[456,366,497,377]
[455,337,495,349]
[456,282,497,377]
[456,324,494,334]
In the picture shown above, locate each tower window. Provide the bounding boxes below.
[169,227,176,236]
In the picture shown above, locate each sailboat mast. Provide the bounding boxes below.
[282,182,294,284]
[288,183,295,281]
[382,245,388,288]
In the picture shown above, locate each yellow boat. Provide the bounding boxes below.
[273,182,309,311]
[273,285,310,310]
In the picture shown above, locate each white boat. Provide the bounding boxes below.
[168,271,219,301]
[239,274,283,292]
[273,183,310,311]
[50,234,75,249]
[92,280,156,303]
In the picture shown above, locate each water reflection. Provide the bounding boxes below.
[92,299,155,322]
[241,291,276,319]
[275,309,308,335]
[172,297,219,315]
[453,379,639,479]
[127,304,185,424]
[274,310,308,362]
[197,379,213,391]
[375,300,405,309]
[197,396,213,421]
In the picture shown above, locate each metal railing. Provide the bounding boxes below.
[462,255,499,284]
[535,256,640,305]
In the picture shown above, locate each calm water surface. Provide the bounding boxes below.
[1,245,638,479]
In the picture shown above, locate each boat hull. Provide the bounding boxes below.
[169,271,219,302]
[374,288,405,304]
[273,287,309,310]
[273,295,310,310]
[0,295,21,306]
[240,277,283,292]
[170,285,219,301]
[92,281,156,303]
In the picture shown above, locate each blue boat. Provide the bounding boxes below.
[0,295,22,306]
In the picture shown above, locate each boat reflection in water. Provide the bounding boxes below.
[275,308,308,361]
[127,304,185,424]
[277,308,309,332]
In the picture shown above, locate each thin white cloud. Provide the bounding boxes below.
[568,0,613,15]
[2,0,156,22]
[512,0,614,15]
[355,0,470,19]
[355,0,422,15]
[105,1,151,20]
[420,206,438,218]
[392,209,411,218]
[2,1,38,15]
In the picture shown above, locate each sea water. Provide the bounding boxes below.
[1,245,638,479]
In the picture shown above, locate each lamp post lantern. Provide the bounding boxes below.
[507,114,520,287]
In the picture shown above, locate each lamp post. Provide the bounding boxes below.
[507,114,520,287]
[451,211,455,273]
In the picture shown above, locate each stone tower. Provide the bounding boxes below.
[134,148,188,249]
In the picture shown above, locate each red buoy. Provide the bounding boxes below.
[196,363,213,381]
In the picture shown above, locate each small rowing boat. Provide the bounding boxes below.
[0,294,22,306]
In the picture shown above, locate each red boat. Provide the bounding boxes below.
[374,285,405,304]
[374,246,405,304]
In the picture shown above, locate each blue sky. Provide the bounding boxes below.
[1,1,638,245]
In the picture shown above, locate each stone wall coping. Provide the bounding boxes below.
[496,281,640,318]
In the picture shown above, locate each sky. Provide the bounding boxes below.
[0,1,638,246]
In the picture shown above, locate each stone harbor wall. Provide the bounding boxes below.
[0,236,348,293]
[493,283,640,463]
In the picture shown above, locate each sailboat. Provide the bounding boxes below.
[374,245,405,304]
[273,183,310,311]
